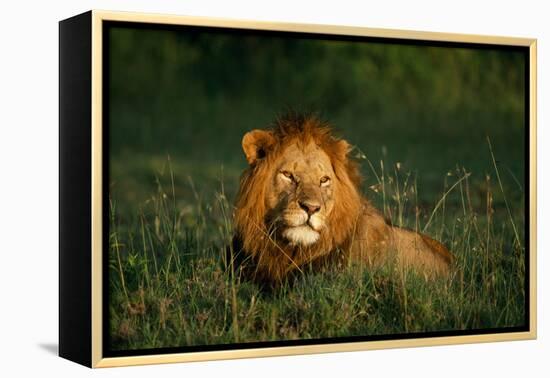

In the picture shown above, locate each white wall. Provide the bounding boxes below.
[0,0,546,376]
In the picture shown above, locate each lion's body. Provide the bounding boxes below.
[349,201,452,276]
[233,114,452,284]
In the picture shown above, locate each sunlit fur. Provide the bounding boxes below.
[233,113,453,284]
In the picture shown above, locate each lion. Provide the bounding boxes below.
[230,113,453,284]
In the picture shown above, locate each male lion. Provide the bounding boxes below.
[231,114,453,284]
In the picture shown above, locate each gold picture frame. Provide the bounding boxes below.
[59,9,537,368]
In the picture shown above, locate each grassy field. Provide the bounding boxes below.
[107,143,525,350]
[106,25,526,351]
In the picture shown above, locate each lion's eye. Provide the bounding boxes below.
[281,170,293,180]
[320,176,331,186]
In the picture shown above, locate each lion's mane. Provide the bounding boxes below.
[232,114,365,283]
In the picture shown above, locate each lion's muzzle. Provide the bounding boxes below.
[281,206,325,246]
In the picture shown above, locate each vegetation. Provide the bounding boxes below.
[108,150,525,350]
[107,25,526,351]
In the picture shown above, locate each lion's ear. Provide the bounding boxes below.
[333,139,352,161]
[242,130,275,165]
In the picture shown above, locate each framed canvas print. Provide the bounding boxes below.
[59,10,537,368]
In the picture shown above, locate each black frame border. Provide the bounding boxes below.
[59,11,93,367]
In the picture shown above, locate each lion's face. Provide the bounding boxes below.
[235,115,363,282]
[265,142,336,246]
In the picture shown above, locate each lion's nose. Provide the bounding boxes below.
[299,200,321,216]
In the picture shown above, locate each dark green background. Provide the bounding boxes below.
[107,24,525,224]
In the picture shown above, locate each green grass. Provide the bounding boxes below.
[107,144,525,351]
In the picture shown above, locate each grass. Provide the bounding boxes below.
[107,143,526,351]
